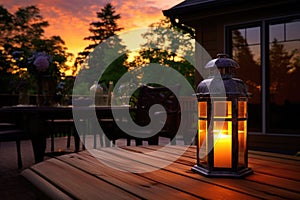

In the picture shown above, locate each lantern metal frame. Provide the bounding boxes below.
[191,54,253,178]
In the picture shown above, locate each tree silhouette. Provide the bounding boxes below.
[75,3,124,68]
[0,5,72,94]
[74,3,127,91]
[231,29,261,104]
[126,18,195,91]
[269,39,299,105]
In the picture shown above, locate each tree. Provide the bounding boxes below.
[75,3,127,89]
[231,29,261,104]
[0,6,14,93]
[75,3,123,68]
[126,18,195,91]
[269,39,299,104]
[0,5,73,94]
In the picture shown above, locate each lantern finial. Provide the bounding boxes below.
[205,53,240,78]
[217,53,228,58]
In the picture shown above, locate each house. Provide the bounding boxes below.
[163,0,300,154]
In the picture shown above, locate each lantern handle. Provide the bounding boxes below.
[217,53,229,58]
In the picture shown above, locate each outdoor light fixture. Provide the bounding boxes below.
[192,54,253,177]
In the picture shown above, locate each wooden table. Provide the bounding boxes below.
[21,145,300,199]
[0,105,133,163]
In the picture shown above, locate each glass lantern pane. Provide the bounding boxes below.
[238,101,247,118]
[214,121,232,168]
[198,120,208,165]
[238,120,247,167]
[214,101,232,118]
[198,102,207,118]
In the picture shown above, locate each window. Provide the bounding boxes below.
[227,17,300,134]
[268,19,300,133]
[228,25,262,132]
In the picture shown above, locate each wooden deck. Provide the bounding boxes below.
[21,145,300,199]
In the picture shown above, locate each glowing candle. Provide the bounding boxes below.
[214,122,232,168]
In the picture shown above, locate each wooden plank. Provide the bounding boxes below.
[248,161,300,181]
[249,150,300,161]
[55,153,200,200]
[248,151,300,181]
[136,145,196,159]
[99,147,189,173]
[249,157,300,174]
[124,145,197,163]
[97,147,260,200]
[163,145,300,164]
[249,153,300,166]
[249,155,300,171]
[139,145,300,181]
[21,169,73,200]
[145,145,300,176]
[143,146,300,199]
[213,176,300,200]
[152,145,197,158]
[122,146,300,200]
[86,150,293,199]
[143,168,263,199]
[87,148,163,172]
[30,158,139,200]
[22,146,300,200]
[125,145,196,166]
[246,172,300,194]
[140,170,260,200]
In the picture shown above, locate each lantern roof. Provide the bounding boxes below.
[196,77,248,97]
[205,54,239,69]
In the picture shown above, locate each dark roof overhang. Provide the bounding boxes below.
[163,0,298,24]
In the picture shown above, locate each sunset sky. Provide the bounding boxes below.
[0,0,183,66]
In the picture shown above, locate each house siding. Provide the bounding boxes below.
[164,0,300,155]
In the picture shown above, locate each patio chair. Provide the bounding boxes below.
[179,96,197,145]
[47,119,81,153]
[132,84,181,145]
[0,122,28,169]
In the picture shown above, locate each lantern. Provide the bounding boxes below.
[191,54,253,177]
